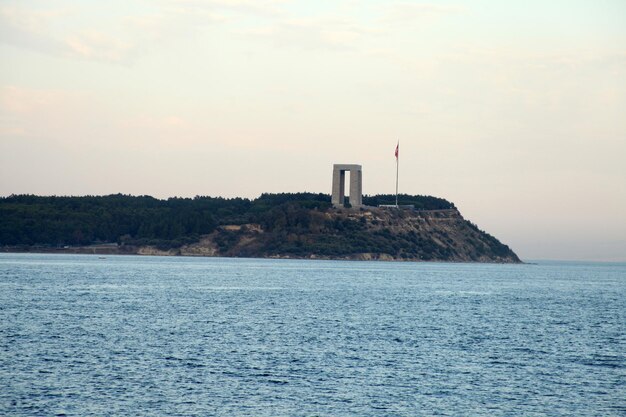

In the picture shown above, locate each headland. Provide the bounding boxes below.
[0,193,520,263]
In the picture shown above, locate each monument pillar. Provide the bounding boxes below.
[331,164,362,208]
[331,168,345,206]
[349,169,362,207]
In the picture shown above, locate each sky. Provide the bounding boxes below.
[1,0,625,261]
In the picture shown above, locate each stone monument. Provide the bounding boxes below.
[332,164,362,208]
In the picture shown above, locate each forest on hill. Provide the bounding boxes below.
[0,193,454,249]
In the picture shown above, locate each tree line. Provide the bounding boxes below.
[0,192,454,248]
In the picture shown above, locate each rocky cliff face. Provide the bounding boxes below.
[150,207,520,263]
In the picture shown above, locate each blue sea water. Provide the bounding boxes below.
[0,254,624,416]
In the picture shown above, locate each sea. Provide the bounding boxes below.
[0,254,624,416]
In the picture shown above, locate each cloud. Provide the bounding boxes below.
[2,1,374,60]
[123,6,227,45]
[0,5,138,63]
[0,85,90,140]
[65,31,135,63]
[0,85,203,149]
[231,2,464,50]
[236,17,382,49]
[164,0,289,17]
[0,85,85,115]
[382,2,466,23]
[0,3,229,64]
[118,114,202,148]
[0,6,68,56]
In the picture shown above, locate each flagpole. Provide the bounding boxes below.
[395,141,399,208]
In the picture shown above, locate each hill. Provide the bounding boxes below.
[0,193,520,263]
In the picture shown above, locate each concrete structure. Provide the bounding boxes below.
[332,164,362,208]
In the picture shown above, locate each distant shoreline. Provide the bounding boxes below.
[0,246,524,264]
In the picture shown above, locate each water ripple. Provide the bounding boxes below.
[1,254,625,416]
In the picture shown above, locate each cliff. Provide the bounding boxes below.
[157,207,520,263]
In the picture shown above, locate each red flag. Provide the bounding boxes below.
[394,142,399,159]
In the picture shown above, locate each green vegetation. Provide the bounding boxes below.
[0,192,444,247]
[362,194,454,209]
[0,192,519,262]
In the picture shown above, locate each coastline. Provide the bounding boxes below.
[1,245,523,264]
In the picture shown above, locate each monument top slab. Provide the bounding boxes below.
[333,164,362,171]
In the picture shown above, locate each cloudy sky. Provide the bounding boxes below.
[1,0,625,261]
